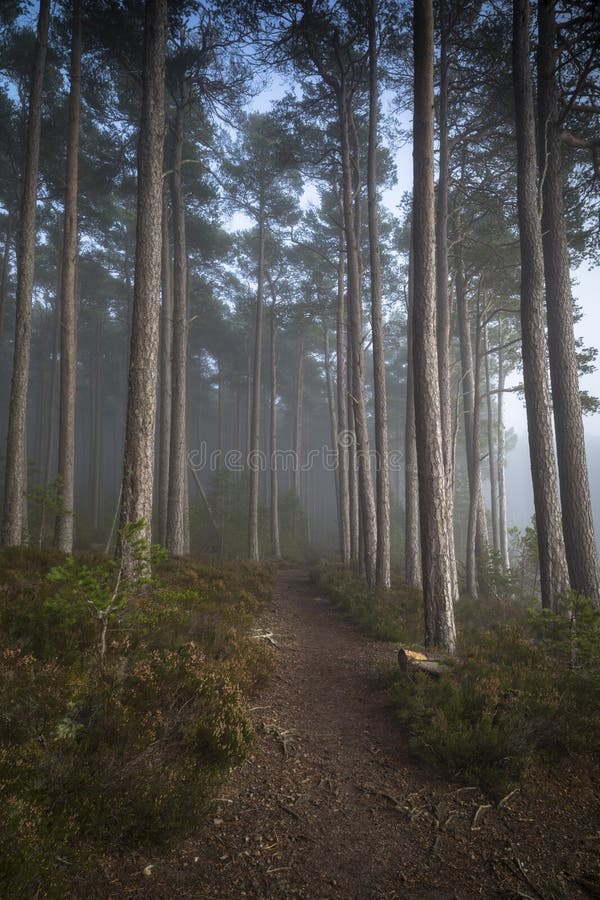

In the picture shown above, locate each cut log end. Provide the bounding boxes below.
[398,647,453,678]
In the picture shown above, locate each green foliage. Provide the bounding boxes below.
[0,549,274,896]
[311,560,423,643]
[313,560,599,799]
[26,476,70,550]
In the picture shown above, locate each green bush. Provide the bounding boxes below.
[0,548,274,897]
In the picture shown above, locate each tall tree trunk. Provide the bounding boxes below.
[338,80,377,588]
[118,0,166,571]
[91,311,103,532]
[2,0,50,547]
[0,213,13,347]
[368,0,390,589]
[54,0,82,553]
[347,325,359,563]
[466,290,484,599]
[166,96,189,556]
[512,0,569,610]
[405,233,422,588]
[269,286,281,559]
[537,0,600,604]
[247,207,265,561]
[484,326,500,553]
[497,333,510,570]
[412,0,458,652]
[293,344,304,501]
[324,322,339,511]
[454,228,488,562]
[435,0,453,483]
[336,224,351,563]
[158,187,173,546]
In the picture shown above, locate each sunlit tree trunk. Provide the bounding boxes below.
[537,0,600,604]
[2,0,50,547]
[347,327,359,563]
[54,0,82,553]
[413,0,458,652]
[167,96,190,556]
[293,343,304,501]
[368,0,390,589]
[512,0,569,610]
[118,0,166,572]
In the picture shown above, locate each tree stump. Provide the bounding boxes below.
[397,648,453,678]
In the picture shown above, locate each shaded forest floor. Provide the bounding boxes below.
[112,569,599,899]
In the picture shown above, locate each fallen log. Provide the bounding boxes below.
[397,648,453,678]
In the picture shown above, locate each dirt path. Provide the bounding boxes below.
[125,569,599,899]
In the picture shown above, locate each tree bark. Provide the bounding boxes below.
[338,79,377,589]
[435,0,453,484]
[158,187,173,546]
[537,0,600,604]
[484,326,500,553]
[118,0,166,571]
[454,229,488,561]
[497,333,510,570]
[166,96,189,557]
[336,225,351,562]
[324,322,339,510]
[293,343,304,500]
[405,233,422,588]
[247,208,265,561]
[512,0,569,610]
[368,0,391,589]
[2,0,50,547]
[54,0,82,553]
[412,0,458,652]
[268,284,281,559]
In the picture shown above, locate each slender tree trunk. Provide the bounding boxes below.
[247,207,265,561]
[338,80,377,588]
[324,322,339,511]
[54,0,82,552]
[347,325,359,563]
[368,0,390,588]
[118,0,166,571]
[269,287,281,559]
[466,292,484,599]
[336,224,351,562]
[435,0,453,483]
[166,97,189,556]
[455,229,488,560]
[537,0,600,604]
[91,311,102,532]
[158,187,173,546]
[0,213,13,347]
[497,334,510,570]
[484,326,500,553]
[512,0,569,610]
[2,0,50,547]
[413,0,458,652]
[405,233,422,588]
[293,344,304,501]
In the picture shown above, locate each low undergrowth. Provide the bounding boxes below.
[312,561,600,798]
[0,546,274,897]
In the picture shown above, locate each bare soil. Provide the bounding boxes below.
[113,569,599,899]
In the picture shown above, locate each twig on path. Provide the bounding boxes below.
[509,842,548,900]
[471,803,493,831]
[498,788,520,808]
[278,802,302,821]
[252,630,280,648]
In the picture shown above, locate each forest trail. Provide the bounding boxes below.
[121,570,598,899]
